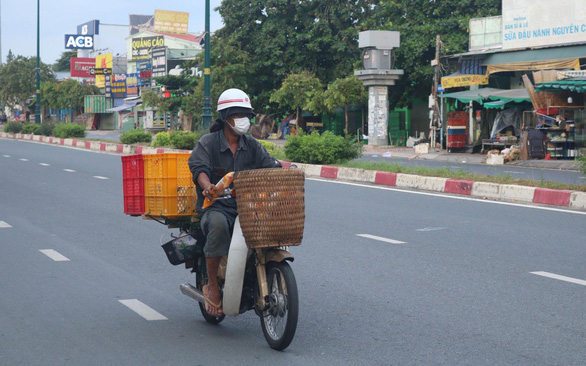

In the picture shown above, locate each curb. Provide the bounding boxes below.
[2,132,585,211]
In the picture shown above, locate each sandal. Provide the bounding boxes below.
[202,285,223,316]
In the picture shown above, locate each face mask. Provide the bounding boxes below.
[229,117,250,135]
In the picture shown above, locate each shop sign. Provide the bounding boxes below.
[65,34,94,49]
[70,57,95,78]
[502,0,586,50]
[111,74,127,99]
[105,75,112,98]
[151,47,167,78]
[132,36,165,61]
[126,73,139,97]
[89,68,112,75]
[441,74,489,89]
[154,9,189,34]
[137,61,152,86]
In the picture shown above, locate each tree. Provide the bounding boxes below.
[6,50,15,63]
[270,71,324,130]
[40,79,99,118]
[53,51,77,72]
[215,1,375,113]
[365,0,501,107]
[323,75,367,134]
[0,55,55,111]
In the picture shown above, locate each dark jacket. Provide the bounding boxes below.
[188,130,280,216]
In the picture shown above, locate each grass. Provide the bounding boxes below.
[341,161,586,192]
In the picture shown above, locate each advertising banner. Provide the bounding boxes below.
[502,0,586,50]
[132,35,165,61]
[441,74,489,89]
[151,47,167,79]
[126,73,139,97]
[77,20,100,35]
[137,61,152,86]
[111,74,127,99]
[95,53,112,88]
[154,10,189,34]
[70,57,95,77]
[65,34,94,49]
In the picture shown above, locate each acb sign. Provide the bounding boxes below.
[64,34,94,49]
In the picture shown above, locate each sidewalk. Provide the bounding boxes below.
[361,144,582,171]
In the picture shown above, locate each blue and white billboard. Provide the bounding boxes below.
[64,35,94,49]
[77,20,100,35]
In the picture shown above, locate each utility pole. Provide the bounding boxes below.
[430,34,441,149]
[35,0,41,124]
[202,0,212,129]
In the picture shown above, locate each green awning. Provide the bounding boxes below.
[440,87,530,104]
[487,88,531,103]
[484,101,510,110]
[536,80,586,93]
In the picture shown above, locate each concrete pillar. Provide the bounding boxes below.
[368,86,389,146]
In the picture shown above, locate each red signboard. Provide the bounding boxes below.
[70,57,96,78]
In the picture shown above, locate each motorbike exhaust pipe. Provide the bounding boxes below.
[180,283,205,304]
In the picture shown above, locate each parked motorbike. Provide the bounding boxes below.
[158,168,305,350]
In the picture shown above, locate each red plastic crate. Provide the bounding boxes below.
[122,155,145,216]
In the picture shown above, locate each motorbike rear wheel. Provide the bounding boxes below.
[260,261,298,351]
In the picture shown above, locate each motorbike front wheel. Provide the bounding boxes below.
[260,261,298,351]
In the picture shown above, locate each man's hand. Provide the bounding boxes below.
[202,184,217,199]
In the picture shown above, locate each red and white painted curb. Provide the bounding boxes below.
[2,132,585,210]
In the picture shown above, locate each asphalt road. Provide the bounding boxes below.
[1,139,585,365]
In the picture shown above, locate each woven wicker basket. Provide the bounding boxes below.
[234,168,305,249]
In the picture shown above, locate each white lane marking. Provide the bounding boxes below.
[3,155,10,157]
[119,299,168,321]
[0,221,12,228]
[63,169,76,172]
[306,178,586,216]
[39,249,70,262]
[503,171,525,174]
[530,271,586,287]
[356,234,406,245]
[93,176,109,180]
[19,158,29,161]
[39,163,50,166]
[416,227,447,232]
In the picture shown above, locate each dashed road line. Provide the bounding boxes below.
[416,227,447,232]
[356,234,406,245]
[63,169,76,172]
[93,176,109,180]
[19,158,29,162]
[39,163,50,166]
[119,299,168,321]
[0,221,12,228]
[3,155,10,157]
[39,249,70,262]
[503,171,525,174]
[531,271,586,287]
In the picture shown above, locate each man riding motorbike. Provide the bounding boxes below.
[188,88,281,316]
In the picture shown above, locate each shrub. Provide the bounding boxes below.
[39,122,55,136]
[284,131,362,164]
[3,121,22,134]
[52,123,86,138]
[259,140,286,160]
[152,131,172,147]
[21,124,41,135]
[120,129,152,144]
[579,153,586,176]
[169,130,200,150]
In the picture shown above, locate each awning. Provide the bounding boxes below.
[536,80,586,93]
[486,58,580,76]
[107,100,141,112]
[483,101,510,110]
[440,88,530,104]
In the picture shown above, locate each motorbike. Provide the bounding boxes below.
[157,168,304,351]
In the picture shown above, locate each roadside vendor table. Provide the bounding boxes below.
[481,139,517,153]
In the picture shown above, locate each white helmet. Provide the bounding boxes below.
[217,88,253,111]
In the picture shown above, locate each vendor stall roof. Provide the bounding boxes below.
[107,99,142,112]
[536,79,586,93]
[483,100,510,110]
[439,88,530,104]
